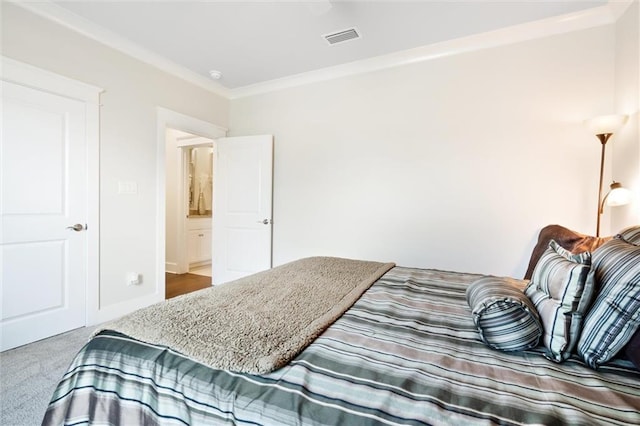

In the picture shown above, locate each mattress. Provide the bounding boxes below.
[42,267,640,425]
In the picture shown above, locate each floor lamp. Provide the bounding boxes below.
[584,114,630,237]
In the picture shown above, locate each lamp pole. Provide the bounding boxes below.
[595,133,612,237]
[585,114,628,237]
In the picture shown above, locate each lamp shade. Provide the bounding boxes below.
[606,182,633,207]
[584,114,628,136]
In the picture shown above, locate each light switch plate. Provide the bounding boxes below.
[118,181,138,194]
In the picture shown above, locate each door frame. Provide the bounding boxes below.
[156,108,226,296]
[1,56,103,326]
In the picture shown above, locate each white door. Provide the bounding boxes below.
[213,135,273,284]
[1,81,87,351]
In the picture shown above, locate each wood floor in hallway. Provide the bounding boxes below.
[165,272,212,299]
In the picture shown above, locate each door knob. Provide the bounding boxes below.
[66,224,85,232]
[257,219,272,225]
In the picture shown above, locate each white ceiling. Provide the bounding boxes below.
[37,1,610,93]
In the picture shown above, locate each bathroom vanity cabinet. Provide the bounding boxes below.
[187,217,212,266]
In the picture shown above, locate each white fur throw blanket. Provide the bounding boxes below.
[95,257,395,374]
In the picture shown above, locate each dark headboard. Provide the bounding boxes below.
[524,224,611,280]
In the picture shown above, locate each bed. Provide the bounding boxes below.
[42,256,640,425]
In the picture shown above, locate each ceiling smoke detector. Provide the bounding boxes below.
[209,69,222,80]
[323,28,360,45]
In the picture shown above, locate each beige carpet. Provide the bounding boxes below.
[0,326,96,426]
[97,257,394,373]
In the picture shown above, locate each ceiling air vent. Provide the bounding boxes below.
[323,28,360,45]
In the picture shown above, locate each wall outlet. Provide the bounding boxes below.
[126,272,142,286]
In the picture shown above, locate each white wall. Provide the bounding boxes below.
[3,1,635,310]
[612,1,640,231]
[230,26,617,278]
[1,4,229,312]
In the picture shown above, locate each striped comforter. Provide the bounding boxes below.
[43,267,640,425]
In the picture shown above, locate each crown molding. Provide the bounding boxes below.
[11,0,231,99]
[11,0,632,101]
[608,0,635,20]
[230,1,628,99]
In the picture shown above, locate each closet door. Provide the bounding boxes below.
[1,81,88,350]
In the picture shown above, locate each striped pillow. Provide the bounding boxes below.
[577,237,640,369]
[618,225,640,244]
[467,276,542,352]
[524,240,592,362]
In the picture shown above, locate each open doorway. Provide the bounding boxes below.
[156,108,273,299]
[165,128,213,297]
[157,107,226,301]
[184,144,214,277]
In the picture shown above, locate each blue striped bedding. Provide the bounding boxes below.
[43,267,640,425]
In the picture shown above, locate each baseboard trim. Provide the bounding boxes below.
[165,262,179,274]
[189,260,212,269]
